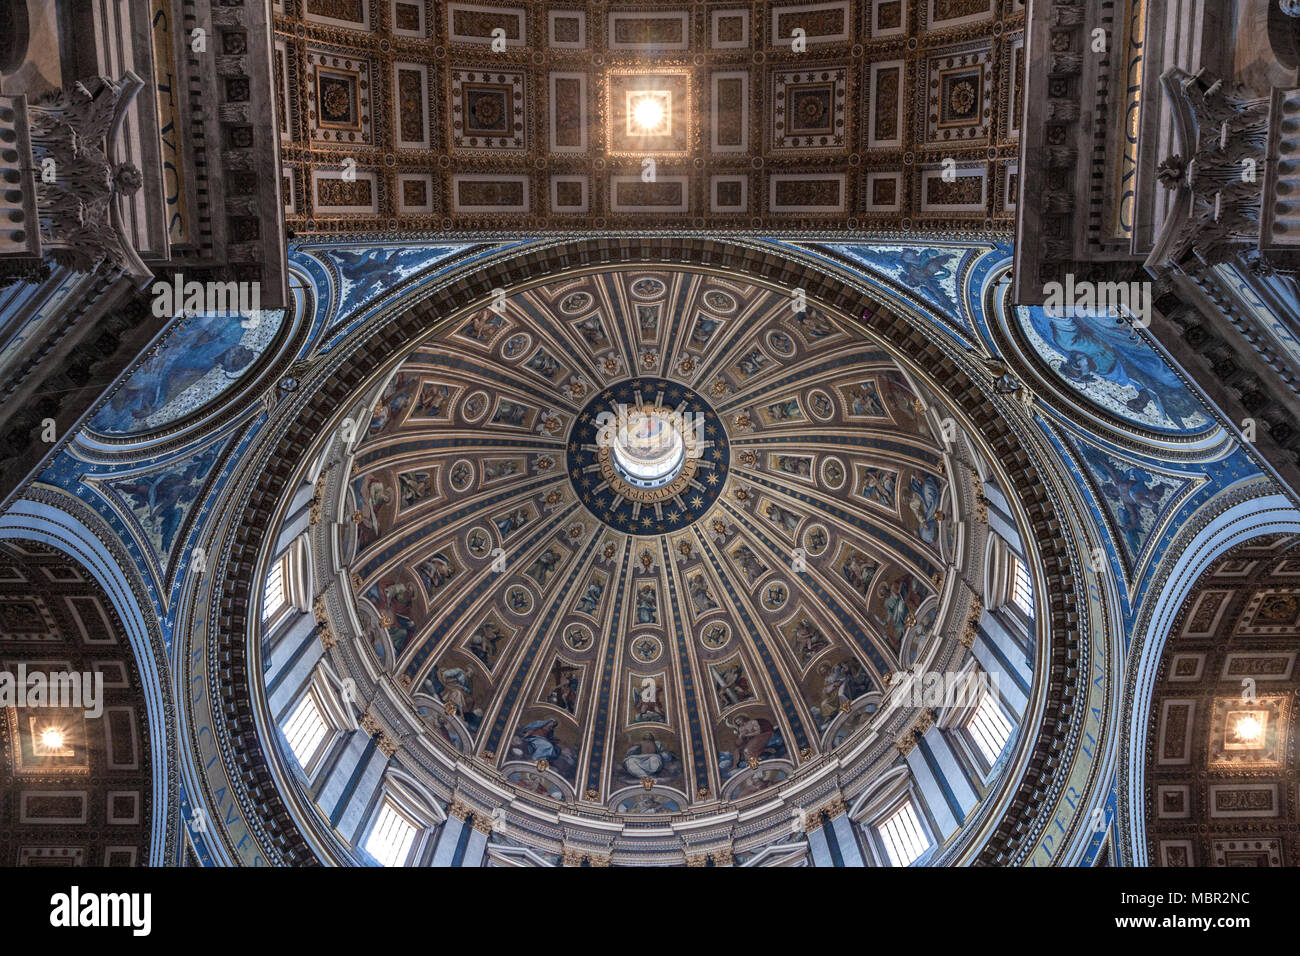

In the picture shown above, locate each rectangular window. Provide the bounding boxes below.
[878,800,930,867]
[284,692,329,769]
[967,690,1014,765]
[1011,558,1033,616]
[262,555,287,623]
[365,799,419,867]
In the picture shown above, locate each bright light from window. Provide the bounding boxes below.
[262,555,287,623]
[967,689,1013,765]
[1012,558,1033,616]
[878,801,930,867]
[612,409,686,486]
[365,799,418,867]
[1232,714,1263,745]
[284,693,328,768]
[32,721,73,756]
[627,91,670,135]
[633,97,664,131]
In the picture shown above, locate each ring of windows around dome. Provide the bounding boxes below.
[25,237,1146,869]
[229,253,1071,867]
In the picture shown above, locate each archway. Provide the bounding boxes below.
[0,497,175,865]
[0,539,155,865]
[1139,528,1300,865]
[1121,491,1300,865]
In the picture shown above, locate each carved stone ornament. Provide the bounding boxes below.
[24,74,151,279]
[914,710,935,736]
[1156,154,1187,190]
[821,794,849,819]
[563,848,611,867]
[312,593,329,626]
[1149,68,1270,270]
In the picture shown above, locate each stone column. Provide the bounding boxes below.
[430,802,472,867]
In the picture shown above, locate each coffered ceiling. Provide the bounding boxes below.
[1145,534,1300,867]
[0,542,153,867]
[272,0,1027,234]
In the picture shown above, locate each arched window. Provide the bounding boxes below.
[261,534,311,628]
[980,529,1036,691]
[262,552,289,624]
[1010,556,1033,616]
[358,775,444,867]
[363,798,420,867]
[273,661,357,791]
[851,768,937,867]
[929,661,1017,785]
[283,690,331,774]
[964,683,1014,768]
[877,799,931,867]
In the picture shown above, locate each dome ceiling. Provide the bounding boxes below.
[343,266,969,811]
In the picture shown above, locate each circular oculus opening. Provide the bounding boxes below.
[611,409,686,488]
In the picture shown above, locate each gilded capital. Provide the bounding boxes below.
[312,593,329,626]
[914,710,935,736]
[821,794,849,820]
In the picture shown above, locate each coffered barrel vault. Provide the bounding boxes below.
[0,543,155,867]
[273,0,1026,233]
[1144,536,1300,867]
